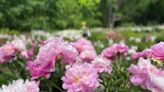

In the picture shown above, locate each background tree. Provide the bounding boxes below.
[0,0,164,31]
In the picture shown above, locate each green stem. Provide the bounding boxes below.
[49,80,65,92]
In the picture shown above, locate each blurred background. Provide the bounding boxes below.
[0,0,164,31]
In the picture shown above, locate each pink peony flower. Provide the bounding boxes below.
[129,58,158,88]
[0,44,18,64]
[151,42,164,61]
[58,42,78,64]
[79,50,97,63]
[27,38,59,79]
[101,46,116,60]
[149,73,164,92]
[131,52,143,60]
[142,49,152,59]
[0,38,29,63]
[129,58,164,92]
[92,56,112,73]
[27,37,78,79]
[41,37,78,64]
[27,59,55,79]
[72,38,95,53]
[101,43,129,61]
[62,62,99,92]
[115,44,129,54]
[72,38,97,62]
[0,79,39,92]
[131,49,152,60]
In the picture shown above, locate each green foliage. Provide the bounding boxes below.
[0,0,102,31]
[121,0,151,20]
[0,0,164,30]
[0,28,19,35]
[54,0,83,29]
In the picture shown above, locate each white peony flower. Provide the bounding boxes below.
[0,79,39,92]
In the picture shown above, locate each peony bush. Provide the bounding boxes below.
[0,31,164,92]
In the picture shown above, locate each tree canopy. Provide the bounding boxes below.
[0,0,163,31]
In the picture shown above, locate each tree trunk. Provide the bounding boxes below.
[100,0,123,28]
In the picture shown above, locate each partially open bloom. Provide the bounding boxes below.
[0,38,29,63]
[62,62,99,92]
[131,42,164,62]
[0,44,18,64]
[72,38,97,62]
[72,38,95,53]
[27,59,55,79]
[101,43,129,61]
[115,43,129,54]
[101,46,116,60]
[142,49,152,59]
[91,56,112,73]
[151,42,164,61]
[131,52,143,60]
[79,50,97,63]
[0,79,39,92]
[131,49,152,60]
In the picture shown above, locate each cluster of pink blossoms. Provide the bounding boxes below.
[27,37,78,79]
[131,49,151,60]
[0,44,17,63]
[129,42,164,92]
[62,58,113,92]
[0,36,132,92]
[26,37,110,91]
[131,42,164,61]
[129,58,164,92]
[62,40,129,92]
[0,79,39,92]
[101,43,129,60]
[0,38,27,64]
[0,36,131,92]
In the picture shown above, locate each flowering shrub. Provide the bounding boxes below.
[129,58,164,92]
[129,42,164,92]
[0,30,164,92]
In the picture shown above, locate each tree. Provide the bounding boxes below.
[99,0,124,28]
